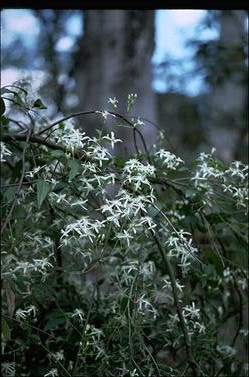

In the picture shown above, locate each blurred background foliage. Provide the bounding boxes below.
[1,9,248,161]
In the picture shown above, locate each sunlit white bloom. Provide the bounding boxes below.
[163,276,184,292]
[168,313,179,325]
[137,294,158,319]
[116,229,134,247]
[71,308,85,321]
[71,199,88,209]
[217,345,236,358]
[139,261,155,279]
[0,142,12,162]
[240,329,249,337]
[154,149,184,170]
[103,131,122,149]
[95,110,116,120]
[44,368,58,377]
[192,321,206,334]
[123,159,155,191]
[32,258,53,271]
[183,302,200,320]
[1,362,15,377]
[131,117,145,127]
[136,216,157,233]
[54,123,89,150]
[238,278,247,290]
[128,93,137,100]
[166,230,199,268]
[124,159,155,176]
[50,192,68,204]
[81,161,99,174]
[15,305,37,320]
[52,351,64,362]
[108,97,118,108]
[86,144,111,167]
[226,161,248,180]
[86,324,104,342]
[130,369,139,377]
[127,93,137,111]
[13,261,30,274]
[121,260,138,275]
[25,165,45,178]
[61,217,104,242]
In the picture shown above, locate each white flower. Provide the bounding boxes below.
[71,309,84,321]
[44,368,58,377]
[227,161,248,180]
[137,294,158,319]
[15,305,37,320]
[95,110,116,120]
[61,217,104,242]
[86,144,111,167]
[52,351,64,361]
[183,302,200,320]
[154,149,184,170]
[123,159,155,191]
[127,93,137,111]
[0,142,12,162]
[1,362,15,377]
[103,131,122,149]
[131,117,145,127]
[53,122,89,150]
[217,345,236,358]
[26,165,45,178]
[116,229,134,247]
[163,276,184,292]
[32,258,53,271]
[108,97,118,108]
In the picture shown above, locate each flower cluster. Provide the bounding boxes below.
[123,158,155,192]
[154,149,184,170]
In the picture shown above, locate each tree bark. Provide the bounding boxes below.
[206,11,247,162]
[74,10,157,155]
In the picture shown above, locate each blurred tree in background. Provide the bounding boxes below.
[1,9,248,160]
[190,10,248,162]
[155,10,248,163]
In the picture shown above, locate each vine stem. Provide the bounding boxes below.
[37,109,152,162]
[151,231,199,376]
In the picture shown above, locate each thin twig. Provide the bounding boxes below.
[38,110,97,135]
[1,128,32,235]
[72,282,97,376]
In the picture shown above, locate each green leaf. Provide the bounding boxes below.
[204,249,224,275]
[67,159,81,181]
[3,187,18,202]
[205,212,230,225]
[44,309,66,331]
[1,318,11,341]
[50,149,65,159]
[32,98,47,110]
[37,180,52,208]
[147,201,163,218]
[185,187,197,199]
[0,97,6,116]
[1,116,9,126]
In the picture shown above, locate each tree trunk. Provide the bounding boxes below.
[206,11,247,162]
[74,10,157,155]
